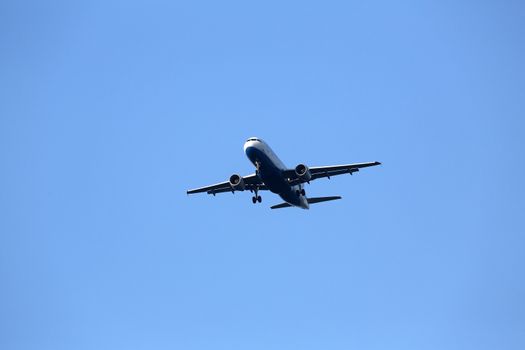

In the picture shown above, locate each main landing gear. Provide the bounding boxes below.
[251,187,262,204]
[295,189,306,196]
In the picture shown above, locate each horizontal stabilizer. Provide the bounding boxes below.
[270,196,342,209]
[270,202,293,209]
[307,196,342,204]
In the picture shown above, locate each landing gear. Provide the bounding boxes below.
[251,187,262,204]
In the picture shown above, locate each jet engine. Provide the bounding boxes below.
[295,164,312,181]
[229,174,245,191]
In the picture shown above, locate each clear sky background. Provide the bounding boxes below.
[1,1,524,349]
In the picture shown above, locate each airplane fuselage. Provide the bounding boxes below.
[244,138,309,209]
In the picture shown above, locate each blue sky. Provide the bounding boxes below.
[1,1,524,349]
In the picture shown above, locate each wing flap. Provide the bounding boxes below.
[285,161,380,184]
[206,184,269,195]
[187,173,265,195]
[309,162,381,174]
[187,181,232,195]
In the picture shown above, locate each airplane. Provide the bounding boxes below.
[187,137,381,209]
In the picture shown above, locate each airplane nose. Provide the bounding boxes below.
[244,139,258,152]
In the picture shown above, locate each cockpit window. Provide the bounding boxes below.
[246,138,260,142]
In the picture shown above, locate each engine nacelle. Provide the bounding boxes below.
[295,163,312,181]
[229,174,245,191]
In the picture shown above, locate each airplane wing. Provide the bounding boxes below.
[284,161,381,185]
[187,173,267,195]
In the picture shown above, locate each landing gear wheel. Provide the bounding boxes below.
[300,189,306,196]
[252,186,261,204]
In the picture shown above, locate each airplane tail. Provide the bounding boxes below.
[271,196,342,209]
